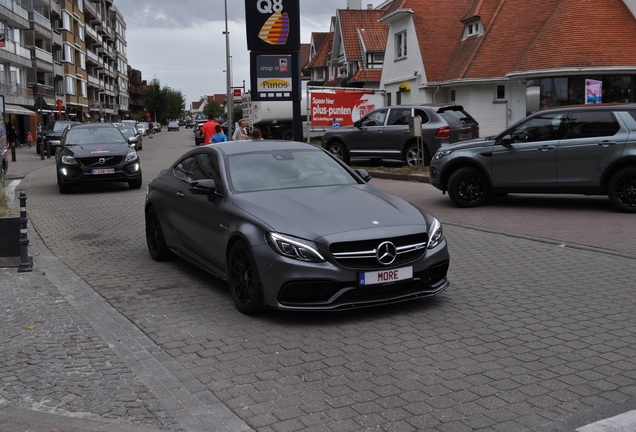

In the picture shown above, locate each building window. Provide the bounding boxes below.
[395,31,407,60]
[463,19,483,39]
[65,76,76,95]
[450,89,456,102]
[80,80,87,98]
[62,11,72,31]
[496,85,506,100]
[79,52,86,69]
[63,43,73,63]
[79,24,85,41]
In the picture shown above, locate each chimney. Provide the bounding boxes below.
[367,3,373,9]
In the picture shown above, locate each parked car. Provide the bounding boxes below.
[185,119,195,129]
[321,104,479,166]
[37,120,80,155]
[153,121,162,133]
[118,126,143,151]
[167,121,180,131]
[136,122,150,136]
[193,119,207,145]
[56,123,142,194]
[1,134,8,179]
[429,103,636,212]
[145,140,449,314]
[122,119,137,128]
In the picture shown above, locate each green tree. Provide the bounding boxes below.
[203,99,223,119]
[143,79,185,124]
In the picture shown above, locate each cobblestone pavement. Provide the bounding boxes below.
[2,131,635,431]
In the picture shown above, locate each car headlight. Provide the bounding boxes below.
[61,155,77,165]
[433,149,453,160]
[125,151,139,162]
[267,233,325,263]
[427,218,444,249]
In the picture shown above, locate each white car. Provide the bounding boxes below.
[167,121,180,131]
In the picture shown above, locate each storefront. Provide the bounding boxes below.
[531,75,635,110]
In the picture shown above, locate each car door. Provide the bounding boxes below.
[347,108,388,158]
[383,107,413,159]
[490,112,565,189]
[556,110,627,188]
[173,152,227,271]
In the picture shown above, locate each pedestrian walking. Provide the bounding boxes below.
[232,119,249,141]
[26,131,33,148]
[148,121,154,138]
[6,122,18,148]
[209,124,228,143]
[201,113,220,145]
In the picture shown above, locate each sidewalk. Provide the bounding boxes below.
[4,144,56,181]
[1,146,250,432]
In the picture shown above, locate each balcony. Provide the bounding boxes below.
[29,10,51,33]
[0,0,29,24]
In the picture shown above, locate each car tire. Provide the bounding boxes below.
[405,142,430,167]
[228,240,264,315]
[129,177,143,189]
[326,141,350,164]
[145,206,172,261]
[57,174,72,194]
[447,167,490,207]
[608,167,636,213]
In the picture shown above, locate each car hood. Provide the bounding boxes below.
[439,136,496,151]
[231,184,428,240]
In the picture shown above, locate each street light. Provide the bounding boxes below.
[224,0,233,138]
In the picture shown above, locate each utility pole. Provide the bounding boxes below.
[224,0,233,138]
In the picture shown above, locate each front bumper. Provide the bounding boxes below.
[58,162,141,185]
[252,240,450,311]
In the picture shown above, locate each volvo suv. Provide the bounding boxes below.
[429,104,636,212]
[321,104,479,166]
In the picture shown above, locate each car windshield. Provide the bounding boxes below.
[52,122,73,132]
[65,127,127,146]
[228,149,357,192]
[119,127,136,137]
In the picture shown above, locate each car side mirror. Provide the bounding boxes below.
[190,179,217,195]
[353,120,361,128]
[355,169,371,182]
[500,135,513,146]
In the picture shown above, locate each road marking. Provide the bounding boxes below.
[577,410,636,431]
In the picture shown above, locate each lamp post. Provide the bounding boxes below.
[224,0,233,138]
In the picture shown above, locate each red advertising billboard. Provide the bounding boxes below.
[310,90,384,127]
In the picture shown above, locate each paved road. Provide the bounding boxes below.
[2,129,635,431]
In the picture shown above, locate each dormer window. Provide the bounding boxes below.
[463,18,483,39]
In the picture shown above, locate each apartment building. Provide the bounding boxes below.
[0,0,130,143]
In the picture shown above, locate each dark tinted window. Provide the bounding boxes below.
[174,156,196,182]
[508,113,565,143]
[387,108,412,126]
[438,109,477,125]
[564,111,620,139]
[194,154,221,186]
[360,109,387,127]
[413,109,430,124]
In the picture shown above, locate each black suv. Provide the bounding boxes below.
[56,123,142,193]
[37,120,80,155]
[429,104,636,212]
[321,104,479,166]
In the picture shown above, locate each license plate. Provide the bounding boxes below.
[459,131,472,140]
[359,266,413,286]
[91,168,115,175]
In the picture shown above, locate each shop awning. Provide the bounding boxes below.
[5,104,36,116]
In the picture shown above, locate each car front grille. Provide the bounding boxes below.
[329,233,428,269]
[79,156,124,167]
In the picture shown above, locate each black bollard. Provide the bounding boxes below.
[17,192,32,273]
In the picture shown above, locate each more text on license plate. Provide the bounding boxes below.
[91,168,115,175]
[359,266,413,286]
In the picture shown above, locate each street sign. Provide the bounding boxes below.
[245,0,300,51]
[55,99,64,108]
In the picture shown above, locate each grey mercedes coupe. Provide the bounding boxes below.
[145,140,450,314]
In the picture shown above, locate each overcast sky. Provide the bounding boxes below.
[113,0,384,107]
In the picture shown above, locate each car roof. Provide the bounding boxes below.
[71,123,117,129]
[539,103,636,113]
[187,140,320,158]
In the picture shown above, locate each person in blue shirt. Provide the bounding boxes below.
[209,124,228,144]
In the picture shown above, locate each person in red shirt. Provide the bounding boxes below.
[201,114,220,146]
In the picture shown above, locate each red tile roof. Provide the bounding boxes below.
[307,32,334,69]
[350,69,383,83]
[397,0,636,83]
[337,9,388,62]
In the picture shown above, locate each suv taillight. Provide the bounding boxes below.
[435,126,451,139]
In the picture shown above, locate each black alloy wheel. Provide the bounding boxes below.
[447,167,490,207]
[608,167,636,213]
[228,240,264,314]
[145,206,172,260]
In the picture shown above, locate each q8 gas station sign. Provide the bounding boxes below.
[245,0,301,102]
